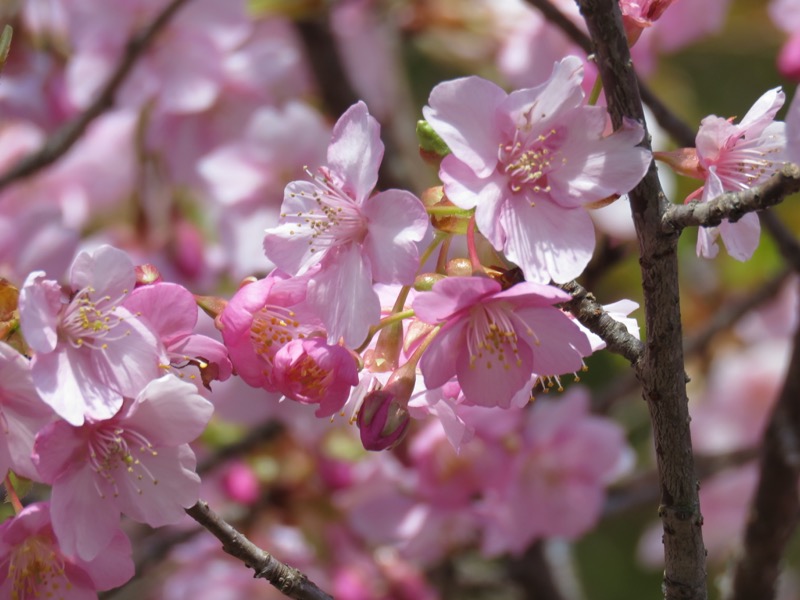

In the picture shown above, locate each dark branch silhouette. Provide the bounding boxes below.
[0,0,191,194]
[185,501,334,600]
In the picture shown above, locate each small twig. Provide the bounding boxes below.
[524,0,696,146]
[730,281,800,600]
[558,280,644,366]
[0,0,191,194]
[185,500,334,600]
[662,164,800,233]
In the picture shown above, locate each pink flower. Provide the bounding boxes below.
[690,87,787,260]
[412,276,592,408]
[219,272,321,391]
[123,281,232,388]
[263,101,429,346]
[19,245,163,426]
[477,388,632,555]
[272,338,359,417]
[0,342,54,481]
[33,375,213,561]
[0,502,134,597]
[423,56,651,283]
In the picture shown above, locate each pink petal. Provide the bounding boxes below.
[518,307,592,375]
[308,245,380,346]
[413,276,500,323]
[114,444,200,527]
[362,189,429,284]
[456,338,534,408]
[498,197,595,284]
[50,465,121,561]
[424,76,506,177]
[124,282,197,344]
[18,272,62,353]
[326,101,383,202]
[719,211,761,262]
[418,319,469,390]
[69,245,135,302]
[124,375,213,445]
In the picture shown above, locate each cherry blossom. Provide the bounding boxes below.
[263,101,429,346]
[19,245,162,426]
[33,375,213,561]
[412,276,592,408]
[0,502,134,598]
[423,55,651,283]
[661,87,788,260]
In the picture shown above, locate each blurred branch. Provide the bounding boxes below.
[0,0,191,194]
[507,541,566,600]
[198,420,285,476]
[558,279,644,365]
[524,0,696,147]
[186,500,334,600]
[731,283,800,600]
[578,2,708,599]
[761,210,800,271]
[294,11,416,192]
[662,164,800,233]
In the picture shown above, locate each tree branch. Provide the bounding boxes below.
[577,1,707,599]
[524,0,696,147]
[185,500,334,600]
[662,164,800,233]
[558,280,644,365]
[731,283,800,600]
[0,0,191,194]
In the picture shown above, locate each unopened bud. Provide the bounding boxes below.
[445,258,472,277]
[357,390,411,451]
[414,272,445,291]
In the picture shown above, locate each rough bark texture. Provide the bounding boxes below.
[576,1,707,598]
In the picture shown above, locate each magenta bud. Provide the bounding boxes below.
[357,390,411,451]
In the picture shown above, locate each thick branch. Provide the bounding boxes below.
[731,286,800,600]
[558,280,644,365]
[525,0,696,147]
[577,1,707,599]
[662,164,800,233]
[185,501,334,600]
[0,0,190,193]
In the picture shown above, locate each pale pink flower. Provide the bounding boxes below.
[33,375,213,561]
[692,87,787,260]
[19,245,163,426]
[423,56,651,283]
[0,342,54,481]
[123,281,232,388]
[620,0,676,45]
[263,101,429,346]
[477,388,632,555]
[0,502,134,598]
[412,276,592,408]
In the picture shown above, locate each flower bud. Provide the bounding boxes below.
[357,389,411,451]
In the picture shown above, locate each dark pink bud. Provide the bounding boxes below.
[357,390,410,451]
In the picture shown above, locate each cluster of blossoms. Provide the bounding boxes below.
[1,0,799,597]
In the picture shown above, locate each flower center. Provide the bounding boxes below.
[283,167,368,252]
[249,305,303,374]
[61,286,133,350]
[7,535,70,600]
[498,128,565,197]
[88,424,158,499]
[466,301,537,371]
